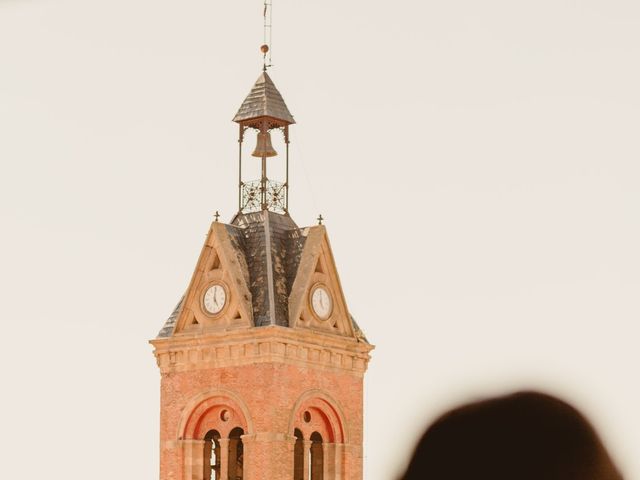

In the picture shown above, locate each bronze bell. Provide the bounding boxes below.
[252,132,277,158]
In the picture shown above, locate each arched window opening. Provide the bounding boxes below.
[203,430,221,480]
[228,427,244,480]
[310,431,324,480]
[293,428,304,480]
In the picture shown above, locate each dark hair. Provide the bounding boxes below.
[400,391,622,480]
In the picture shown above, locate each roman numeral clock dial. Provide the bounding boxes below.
[203,283,227,315]
[311,285,333,320]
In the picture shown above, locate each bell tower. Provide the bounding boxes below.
[149,13,373,480]
[234,69,294,215]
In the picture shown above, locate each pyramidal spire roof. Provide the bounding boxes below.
[233,71,295,125]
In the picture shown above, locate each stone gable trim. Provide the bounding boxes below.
[150,325,373,375]
[174,222,254,335]
[288,226,356,338]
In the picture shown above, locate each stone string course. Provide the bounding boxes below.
[152,326,371,376]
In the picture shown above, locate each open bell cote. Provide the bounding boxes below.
[234,72,295,215]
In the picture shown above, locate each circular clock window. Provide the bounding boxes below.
[311,285,333,320]
[203,283,227,315]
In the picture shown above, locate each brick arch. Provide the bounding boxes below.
[288,389,348,444]
[178,388,254,440]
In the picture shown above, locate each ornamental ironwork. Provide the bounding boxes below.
[241,179,288,213]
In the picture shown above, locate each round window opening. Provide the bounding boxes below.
[303,411,311,423]
[220,409,230,422]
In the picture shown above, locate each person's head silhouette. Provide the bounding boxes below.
[400,391,622,480]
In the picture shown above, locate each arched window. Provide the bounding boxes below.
[293,428,304,480]
[228,427,244,480]
[290,393,348,480]
[310,432,323,480]
[203,430,221,480]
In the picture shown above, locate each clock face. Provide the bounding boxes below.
[311,285,332,320]
[203,284,226,315]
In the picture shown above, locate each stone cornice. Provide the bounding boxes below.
[150,325,374,376]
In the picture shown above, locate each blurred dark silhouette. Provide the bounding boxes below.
[400,391,622,480]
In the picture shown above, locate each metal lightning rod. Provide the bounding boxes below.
[261,0,273,70]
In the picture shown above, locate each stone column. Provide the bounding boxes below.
[332,443,345,480]
[219,438,230,480]
[181,439,206,480]
[302,440,312,480]
[322,443,334,480]
[239,435,250,480]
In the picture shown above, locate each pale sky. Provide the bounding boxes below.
[1,1,639,479]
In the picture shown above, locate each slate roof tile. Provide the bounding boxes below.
[232,72,295,125]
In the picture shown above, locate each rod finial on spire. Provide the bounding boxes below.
[261,44,270,71]
[262,0,273,71]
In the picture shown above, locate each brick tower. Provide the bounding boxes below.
[150,66,373,480]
